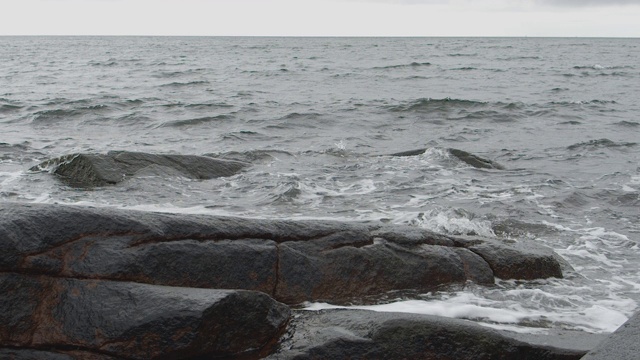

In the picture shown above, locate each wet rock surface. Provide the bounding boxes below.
[0,202,576,359]
[0,273,290,360]
[582,311,640,360]
[1,202,564,304]
[267,309,587,360]
[30,151,249,187]
[0,348,121,360]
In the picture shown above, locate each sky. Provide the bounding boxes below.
[1,0,640,37]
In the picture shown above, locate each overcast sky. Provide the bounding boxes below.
[2,0,639,37]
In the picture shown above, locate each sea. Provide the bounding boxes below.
[1,36,639,335]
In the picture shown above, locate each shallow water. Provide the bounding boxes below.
[1,36,639,333]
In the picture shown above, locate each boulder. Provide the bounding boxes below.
[30,151,249,187]
[582,311,640,360]
[0,273,290,360]
[267,309,587,359]
[1,203,564,305]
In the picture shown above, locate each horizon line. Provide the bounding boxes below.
[1,34,639,39]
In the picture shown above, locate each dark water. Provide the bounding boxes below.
[1,36,639,333]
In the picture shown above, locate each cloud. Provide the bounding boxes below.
[347,0,640,5]
[537,0,640,5]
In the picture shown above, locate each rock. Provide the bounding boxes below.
[267,309,587,359]
[0,273,290,360]
[30,151,249,187]
[0,348,120,360]
[581,311,640,360]
[1,203,565,305]
[387,148,430,157]
[387,147,505,169]
[275,234,494,304]
[465,237,564,280]
[448,148,505,170]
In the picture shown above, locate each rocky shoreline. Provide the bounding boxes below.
[1,151,635,358]
[1,202,625,359]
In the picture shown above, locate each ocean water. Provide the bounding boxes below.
[1,36,639,334]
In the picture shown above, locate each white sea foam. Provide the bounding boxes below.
[0,171,23,187]
[402,207,495,237]
[305,289,630,333]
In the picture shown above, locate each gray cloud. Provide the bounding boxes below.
[346,0,640,5]
[537,0,640,5]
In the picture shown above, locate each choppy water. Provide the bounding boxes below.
[1,36,639,334]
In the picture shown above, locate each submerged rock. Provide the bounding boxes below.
[211,149,296,164]
[1,202,564,305]
[0,273,290,360]
[388,147,505,169]
[30,151,249,187]
[267,309,587,359]
[448,148,505,170]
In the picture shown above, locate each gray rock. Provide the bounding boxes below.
[267,309,587,359]
[448,148,505,170]
[466,237,563,280]
[581,311,640,360]
[0,273,290,360]
[1,202,565,305]
[387,147,505,169]
[30,151,249,187]
[0,348,121,360]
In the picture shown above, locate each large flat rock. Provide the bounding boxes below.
[30,151,249,187]
[0,273,290,360]
[582,311,640,360]
[267,309,587,359]
[1,202,565,305]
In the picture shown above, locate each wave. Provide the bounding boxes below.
[153,68,208,78]
[88,59,117,67]
[373,62,432,70]
[383,97,621,123]
[596,189,640,208]
[160,80,210,87]
[280,112,323,120]
[573,65,633,70]
[613,121,639,127]
[220,130,272,142]
[0,98,23,114]
[567,138,637,151]
[386,98,488,113]
[159,115,234,128]
[0,103,22,114]
[261,181,302,205]
[448,53,477,57]
[212,150,295,164]
[160,101,233,109]
[31,108,86,123]
[497,56,543,61]
[550,100,617,106]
